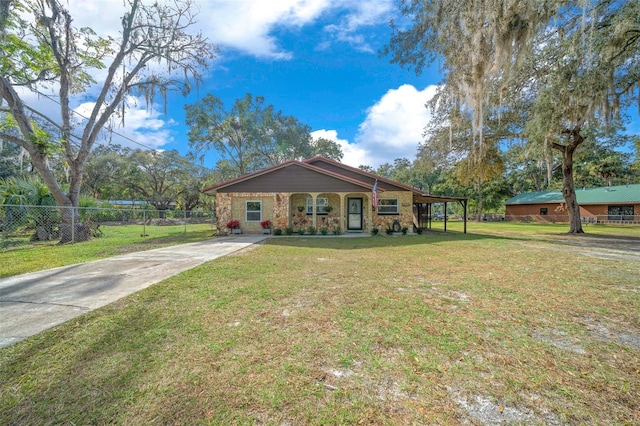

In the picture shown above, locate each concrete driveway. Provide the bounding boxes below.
[0,235,268,349]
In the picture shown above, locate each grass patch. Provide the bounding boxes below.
[429,218,640,238]
[0,223,215,277]
[1,224,639,424]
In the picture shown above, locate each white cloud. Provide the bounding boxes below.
[63,1,398,59]
[64,0,393,59]
[355,85,439,168]
[322,0,394,52]
[199,0,330,59]
[311,129,369,168]
[74,97,175,151]
[312,85,438,169]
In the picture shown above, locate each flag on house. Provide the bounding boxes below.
[372,179,378,210]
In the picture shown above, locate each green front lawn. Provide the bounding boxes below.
[1,224,638,424]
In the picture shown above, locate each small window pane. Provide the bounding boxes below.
[306,197,329,214]
[378,198,398,214]
[246,201,261,222]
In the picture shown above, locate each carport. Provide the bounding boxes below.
[413,193,469,233]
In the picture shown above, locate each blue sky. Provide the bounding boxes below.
[53,0,444,168]
[34,0,639,169]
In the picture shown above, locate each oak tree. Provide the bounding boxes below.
[386,0,640,232]
[185,93,343,177]
[0,0,213,241]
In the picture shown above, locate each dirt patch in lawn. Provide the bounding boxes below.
[519,233,640,262]
[447,387,563,425]
[581,316,640,351]
[531,328,587,354]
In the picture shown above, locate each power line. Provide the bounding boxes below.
[34,90,163,152]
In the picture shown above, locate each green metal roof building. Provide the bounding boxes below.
[504,184,640,223]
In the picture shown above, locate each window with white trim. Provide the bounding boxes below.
[377,198,399,215]
[306,197,330,214]
[608,205,634,221]
[246,200,262,222]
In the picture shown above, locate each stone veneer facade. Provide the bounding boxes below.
[216,190,416,234]
[372,190,414,232]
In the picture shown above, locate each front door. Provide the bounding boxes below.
[347,197,363,231]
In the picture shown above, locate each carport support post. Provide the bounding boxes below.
[444,202,447,232]
[462,200,467,234]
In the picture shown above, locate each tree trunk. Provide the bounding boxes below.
[476,186,483,222]
[553,127,584,234]
[545,139,553,189]
[533,172,542,192]
[29,152,88,243]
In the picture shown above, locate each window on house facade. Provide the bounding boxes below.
[306,197,329,214]
[608,205,634,221]
[540,208,548,215]
[377,198,399,215]
[246,200,262,222]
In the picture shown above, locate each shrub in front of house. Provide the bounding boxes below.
[226,220,240,229]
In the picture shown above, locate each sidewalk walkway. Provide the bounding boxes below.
[0,235,268,349]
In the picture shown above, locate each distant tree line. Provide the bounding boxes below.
[359,133,639,221]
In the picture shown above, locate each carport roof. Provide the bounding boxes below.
[413,193,468,204]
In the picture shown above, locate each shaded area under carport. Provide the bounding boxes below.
[413,193,469,233]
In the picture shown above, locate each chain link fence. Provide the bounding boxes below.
[503,214,640,224]
[0,204,216,244]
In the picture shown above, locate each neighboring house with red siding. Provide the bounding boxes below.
[504,184,640,223]
[202,156,468,234]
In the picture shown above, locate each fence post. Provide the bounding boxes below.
[143,209,146,237]
[71,206,75,243]
[184,209,187,234]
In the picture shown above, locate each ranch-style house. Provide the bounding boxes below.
[202,156,468,234]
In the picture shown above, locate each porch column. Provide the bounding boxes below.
[366,193,372,233]
[340,195,345,233]
[285,194,291,229]
[311,193,317,229]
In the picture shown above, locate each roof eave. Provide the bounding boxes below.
[304,156,430,195]
[201,159,379,194]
